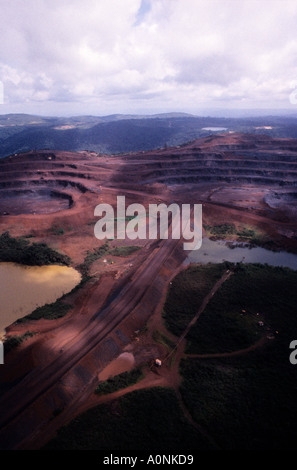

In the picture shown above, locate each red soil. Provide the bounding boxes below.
[0,133,296,449]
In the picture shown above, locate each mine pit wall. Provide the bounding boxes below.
[0,170,93,180]
[112,148,297,188]
[0,178,88,193]
[0,152,57,163]
[0,193,91,241]
[113,171,297,187]
[0,188,73,204]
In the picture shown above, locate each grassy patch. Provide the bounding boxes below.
[50,225,65,236]
[95,368,143,396]
[236,226,256,240]
[204,223,236,238]
[109,246,141,257]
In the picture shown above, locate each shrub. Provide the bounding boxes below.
[0,231,70,266]
[95,368,143,396]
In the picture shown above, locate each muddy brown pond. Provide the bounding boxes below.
[0,263,81,336]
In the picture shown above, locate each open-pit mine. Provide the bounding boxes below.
[0,132,297,450]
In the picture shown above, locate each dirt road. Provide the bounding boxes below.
[164,269,233,363]
[0,234,184,449]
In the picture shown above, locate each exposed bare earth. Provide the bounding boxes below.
[0,133,297,449]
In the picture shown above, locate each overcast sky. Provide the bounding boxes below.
[1,0,297,116]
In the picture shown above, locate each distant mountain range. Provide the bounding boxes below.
[1,112,297,158]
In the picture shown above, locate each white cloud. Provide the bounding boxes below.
[0,0,297,115]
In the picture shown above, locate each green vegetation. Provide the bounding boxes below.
[203,223,273,249]
[184,264,275,354]
[50,224,74,235]
[236,225,272,247]
[44,387,213,450]
[163,262,264,355]
[23,233,35,238]
[109,245,141,257]
[236,226,256,239]
[162,263,227,337]
[18,299,73,322]
[4,331,36,354]
[203,223,236,237]
[0,231,70,266]
[188,263,297,352]
[50,224,65,236]
[185,305,262,355]
[77,242,109,279]
[180,346,297,450]
[94,368,143,396]
[177,263,297,449]
[152,329,176,351]
[164,262,297,356]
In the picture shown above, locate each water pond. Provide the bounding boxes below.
[186,238,297,271]
[0,262,81,336]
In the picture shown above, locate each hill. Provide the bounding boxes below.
[2,113,297,158]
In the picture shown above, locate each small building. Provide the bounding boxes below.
[155,358,162,367]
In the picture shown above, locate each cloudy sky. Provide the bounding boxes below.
[1,0,297,116]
